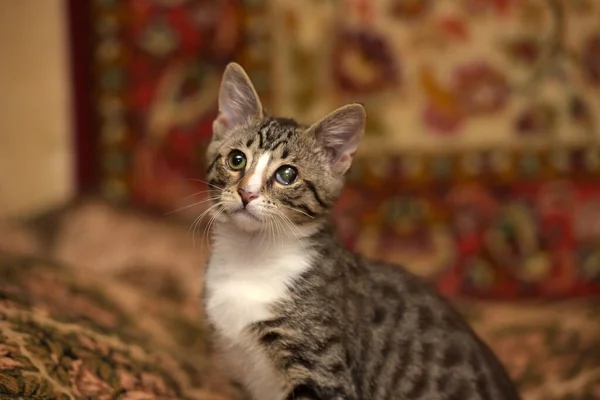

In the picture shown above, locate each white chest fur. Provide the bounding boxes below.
[204,224,314,400]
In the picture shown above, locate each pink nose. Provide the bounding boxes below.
[237,188,258,206]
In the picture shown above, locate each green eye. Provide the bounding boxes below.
[227,150,246,171]
[275,165,298,185]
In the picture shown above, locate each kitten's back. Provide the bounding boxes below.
[355,259,519,399]
[269,230,521,400]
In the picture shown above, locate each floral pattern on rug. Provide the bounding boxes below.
[335,167,600,299]
[276,0,600,149]
[88,0,600,300]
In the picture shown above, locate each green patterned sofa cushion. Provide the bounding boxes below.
[0,201,599,399]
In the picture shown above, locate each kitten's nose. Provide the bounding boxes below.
[237,188,258,207]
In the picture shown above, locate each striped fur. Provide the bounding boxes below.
[202,63,520,400]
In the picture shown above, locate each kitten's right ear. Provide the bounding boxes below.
[213,63,263,141]
[307,103,366,174]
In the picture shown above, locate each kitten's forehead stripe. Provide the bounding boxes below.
[257,118,278,149]
[255,117,302,152]
[270,140,286,152]
[247,152,270,193]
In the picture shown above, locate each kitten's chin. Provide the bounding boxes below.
[229,209,263,232]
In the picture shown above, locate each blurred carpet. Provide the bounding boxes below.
[0,199,598,399]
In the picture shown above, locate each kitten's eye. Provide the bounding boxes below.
[275,165,298,185]
[227,150,246,171]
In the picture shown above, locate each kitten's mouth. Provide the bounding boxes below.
[229,208,263,232]
[232,208,261,222]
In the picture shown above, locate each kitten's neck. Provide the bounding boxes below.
[209,220,331,263]
[207,221,326,287]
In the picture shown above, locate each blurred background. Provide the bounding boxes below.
[0,1,599,399]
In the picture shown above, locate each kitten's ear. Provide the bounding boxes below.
[213,63,263,140]
[307,103,366,174]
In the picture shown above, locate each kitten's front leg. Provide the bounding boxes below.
[253,320,356,400]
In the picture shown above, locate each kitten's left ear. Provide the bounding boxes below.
[307,103,366,174]
[213,63,263,141]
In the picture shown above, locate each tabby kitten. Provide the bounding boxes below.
[203,63,520,400]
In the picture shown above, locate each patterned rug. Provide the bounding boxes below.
[0,200,599,399]
[85,0,600,300]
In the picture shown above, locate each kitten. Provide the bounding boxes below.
[203,63,520,400]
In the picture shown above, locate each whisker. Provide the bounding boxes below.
[180,189,223,202]
[279,204,315,219]
[275,215,289,250]
[205,206,225,251]
[271,214,283,251]
[200,203,225,250]
[188,214,203,245]
[258,215,267,252]
[186,178,224,191]
[272,209,300,237]
[189,202,222,247]
[190,215,202,247]
[201,215,211,249]
[165,196,220,215]
[266,216,275,258]
[273,209,317,253]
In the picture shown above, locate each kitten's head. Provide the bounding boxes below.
[206,63,365,235]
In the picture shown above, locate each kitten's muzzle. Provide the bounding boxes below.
[237,188,258,207]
